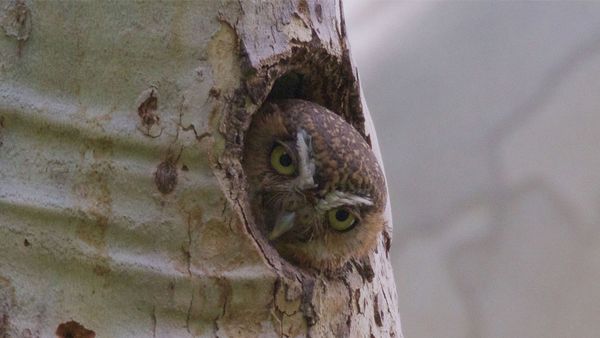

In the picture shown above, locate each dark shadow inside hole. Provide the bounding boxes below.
[264,69,344,120]
[267,72,306,101]
[137,89,159,127]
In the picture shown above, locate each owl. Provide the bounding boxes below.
[243,99,386,272]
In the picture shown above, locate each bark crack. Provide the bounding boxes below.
[185,291,194,336]
[184,212,194,337]
[186,212,193,276]
[341,275,355,332]
[151,306,157,338]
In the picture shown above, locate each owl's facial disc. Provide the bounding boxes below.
[267,128,376,240]
[267,130,316,240]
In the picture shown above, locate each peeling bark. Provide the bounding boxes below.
[0,1,402,337]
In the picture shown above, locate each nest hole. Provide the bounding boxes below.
[235,48,364,275]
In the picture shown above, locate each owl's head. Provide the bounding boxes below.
[243,99,386,272]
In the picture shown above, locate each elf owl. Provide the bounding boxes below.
[243,99,386,272]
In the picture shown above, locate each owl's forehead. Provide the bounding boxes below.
[276,100,386,206]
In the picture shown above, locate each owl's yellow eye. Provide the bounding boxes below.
[328,208,356,231]
[270,144,296,175]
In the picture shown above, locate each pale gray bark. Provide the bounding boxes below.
[0,0,402,337]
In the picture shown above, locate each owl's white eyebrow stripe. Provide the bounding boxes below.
[294,129,317,189]
[316,190,373,211]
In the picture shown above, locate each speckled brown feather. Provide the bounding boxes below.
[243,99,387,272]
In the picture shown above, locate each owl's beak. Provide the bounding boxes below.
[268,211,295,240]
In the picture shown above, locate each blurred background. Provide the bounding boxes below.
[344,2,600,338]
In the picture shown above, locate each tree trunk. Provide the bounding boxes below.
[0,0,402,337]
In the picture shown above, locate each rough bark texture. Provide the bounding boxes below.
[0,0,402,337]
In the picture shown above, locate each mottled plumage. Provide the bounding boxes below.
[243,99,386,271]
